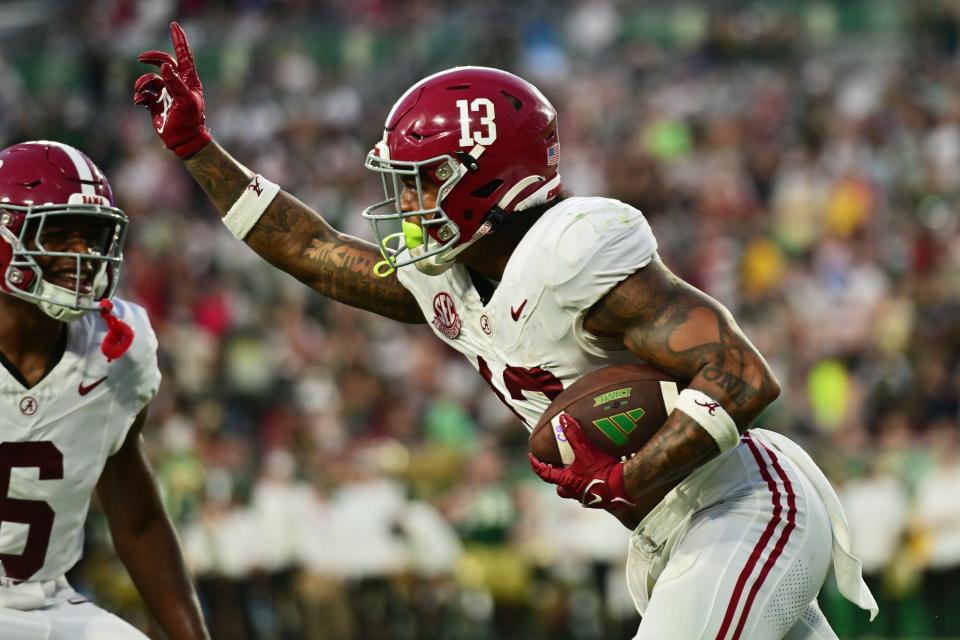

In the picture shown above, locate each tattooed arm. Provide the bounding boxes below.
[133,24,421,322]
[184,142,424,324]
[582,257,781,500]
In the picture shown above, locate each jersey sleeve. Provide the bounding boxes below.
[108,300,161,454]
[542,202,658,312]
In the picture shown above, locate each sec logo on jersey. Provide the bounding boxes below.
[431,292,461,339]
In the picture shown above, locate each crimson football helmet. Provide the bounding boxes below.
[0,141,127,321]
[364,67,562,275]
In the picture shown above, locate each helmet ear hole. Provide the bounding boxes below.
[470,179,504,199]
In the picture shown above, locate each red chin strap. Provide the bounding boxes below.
[98,299,134,362]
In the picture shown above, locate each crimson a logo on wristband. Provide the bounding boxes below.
[695,399,720,416]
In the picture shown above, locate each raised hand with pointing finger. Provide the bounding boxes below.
[134,22,211,159]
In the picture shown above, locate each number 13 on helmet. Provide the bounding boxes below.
[363,67,562,275]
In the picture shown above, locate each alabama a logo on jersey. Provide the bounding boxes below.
[432,292,461,339]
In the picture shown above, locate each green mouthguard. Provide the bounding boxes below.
[402,220,424,249]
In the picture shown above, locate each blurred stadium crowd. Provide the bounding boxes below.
[2,0,960,638]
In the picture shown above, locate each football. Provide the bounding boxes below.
[529,363,684,466]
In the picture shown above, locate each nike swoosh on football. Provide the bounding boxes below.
[78,376,108,396]
[510,299,528,321]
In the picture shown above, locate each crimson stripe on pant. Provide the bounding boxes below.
[729,439,798,640]
[714,435,795,640]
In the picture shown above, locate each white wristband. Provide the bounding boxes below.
[222,174,281,240]
[674,388,740,452]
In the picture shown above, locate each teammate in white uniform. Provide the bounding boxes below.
[135,23,877,638]
[0,141,209,639]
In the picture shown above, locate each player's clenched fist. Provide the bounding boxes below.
[134,22,211,159]
[528,413,635,509]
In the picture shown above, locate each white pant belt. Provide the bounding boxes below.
[0,575,68,610]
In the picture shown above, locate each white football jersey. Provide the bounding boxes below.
[397,196,658,429]
[0,299,159,581]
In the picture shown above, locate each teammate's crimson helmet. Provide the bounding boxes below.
[0,141,127,320]
[363,67,562,274]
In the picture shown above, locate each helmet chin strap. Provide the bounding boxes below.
[33,265,111,322]
[409,220,489,276]
[30,282,134,361]
[410,247,456,276]
[35,280,91,322]
[402,175,563,278]
[409,199,521,276]
[411,239,472,276]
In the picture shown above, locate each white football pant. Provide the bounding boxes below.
[627,431,841,639]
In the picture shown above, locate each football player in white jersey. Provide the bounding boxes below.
[135,23,877,639]
[0,141,209,639]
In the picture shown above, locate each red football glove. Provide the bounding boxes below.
[134,22,211,159]
[528,413,635,509]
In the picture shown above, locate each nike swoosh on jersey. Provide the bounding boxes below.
[78,376,108,396]
[510,299,528,321]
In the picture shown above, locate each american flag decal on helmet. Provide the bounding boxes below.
[546,142,560,166]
